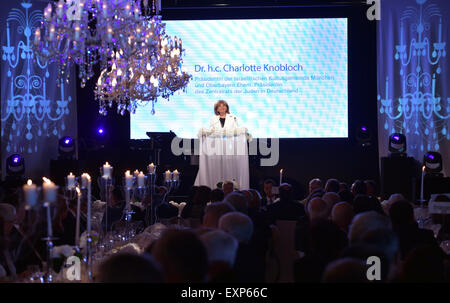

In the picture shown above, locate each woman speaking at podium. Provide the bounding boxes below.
[194,100,250,190]
[210,100,239,132]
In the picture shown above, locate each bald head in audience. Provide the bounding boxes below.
[218,212,254,244]
[348,211,392,245]
[323,192,340,211]
[200,230,239,266]
[332,202,355,233]
[223,192,248,214]
[203,202,235,228]
[307,198,330,220]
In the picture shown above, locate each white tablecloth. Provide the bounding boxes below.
[194,134,249,189]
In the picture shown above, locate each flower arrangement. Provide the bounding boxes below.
[198,127,252,141]
[169,201,187,217]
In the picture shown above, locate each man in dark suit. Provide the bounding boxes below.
[267,183,305,222]
[261,179,278,208]
[389,200,439,259]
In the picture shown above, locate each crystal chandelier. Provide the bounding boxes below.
[95,15,191,115]
[33,0,191,115]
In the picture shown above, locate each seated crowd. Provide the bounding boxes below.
[0,177,449,283]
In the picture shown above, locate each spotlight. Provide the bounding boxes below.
[423,151,443,174]
[97,127,105,135]
[356,125,371,147]
[58,136,76,159]
[6,153,25,176]
[388,133,407,155]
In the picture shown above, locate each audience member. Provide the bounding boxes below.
[97,253,163,283]
[348,211,391,245]
[353,195,383,215]
[223,191,248,214]
[325,178,340,193]
[151,229,209,283]
[364,180,378,197]
[331,202,354,233]
[261,179,278,207]
[322,192,340,212]
[351,180,367,196]
[200,230,239,282]
[322,258,369,283]
[389,200,438,259]
[202,202,235,228]
[222,181,234,197]
[294,219,348,282]
[267,183,305,222]
[181,186,211,221]
[219,212,264,282]
[210,188,225,203]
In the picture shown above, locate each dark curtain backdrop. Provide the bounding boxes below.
[378,0,449,176]
[1,0,77,180]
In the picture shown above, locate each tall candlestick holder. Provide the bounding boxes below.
[64,176,78,209]
[41,201,57,283]
[78,178,93,282]
[145,164,157,226]
[122,174,136,241]
[163,172,181,202]
[98,175,113,249]
[133,175,148,203]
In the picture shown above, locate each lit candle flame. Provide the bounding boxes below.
[75,187,81,196]
[42,177,52,184]
[27,179,33,186]
[81,173,91,181]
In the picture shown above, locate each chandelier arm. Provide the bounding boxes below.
[400,39,416,67]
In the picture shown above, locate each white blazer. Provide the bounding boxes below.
[209,113,239,132]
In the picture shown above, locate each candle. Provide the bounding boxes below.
[173,169,179,181]
[45,202,53,238]
[44,4,52,22]
[82,173,92,234]
[400,21,404,46]
[279,169,283,185]
[420,165,425,202]
[56,0,64,18]
[125,170,133,189]
[49,25,55,41]
[81,173,90,188]
[137,171,146,187]
[164,170,172,181]
[75,187,81,247]
[67,172,76,189]
[107,27,112,42]
[133,170,140,177]
[42,177,58,203]
[102,3,107,17]
[148,163,155,174]
[74,22,80,41]
[6,22,11,47]
[23,179,38,207]
[103,162,112,179]
[34,28,40,45]
[439,18,442,42]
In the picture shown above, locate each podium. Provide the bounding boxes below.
[194,133,249,190]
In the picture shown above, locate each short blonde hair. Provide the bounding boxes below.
[214,100,230,115]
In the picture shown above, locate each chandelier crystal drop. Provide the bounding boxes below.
[33,0,191,116]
